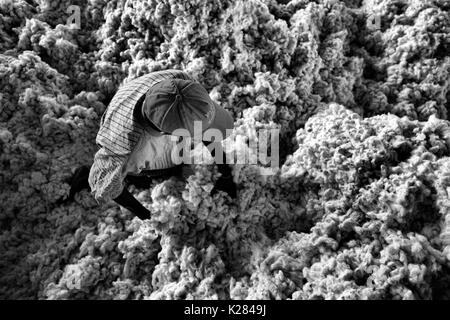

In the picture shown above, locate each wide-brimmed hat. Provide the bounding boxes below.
[141,78,233,139]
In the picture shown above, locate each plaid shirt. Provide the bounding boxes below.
[88,69,192,202]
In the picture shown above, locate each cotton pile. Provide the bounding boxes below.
[0,0,449,299]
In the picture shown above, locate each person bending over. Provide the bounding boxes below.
[69,69,236,220]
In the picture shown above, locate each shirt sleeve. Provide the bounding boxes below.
[88,147,128,203]
[167,69,193,81]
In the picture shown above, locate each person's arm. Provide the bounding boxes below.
[202,140,237,198]
[213,164,236,198]
[113,188,150,220]
[88,148,151,219]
